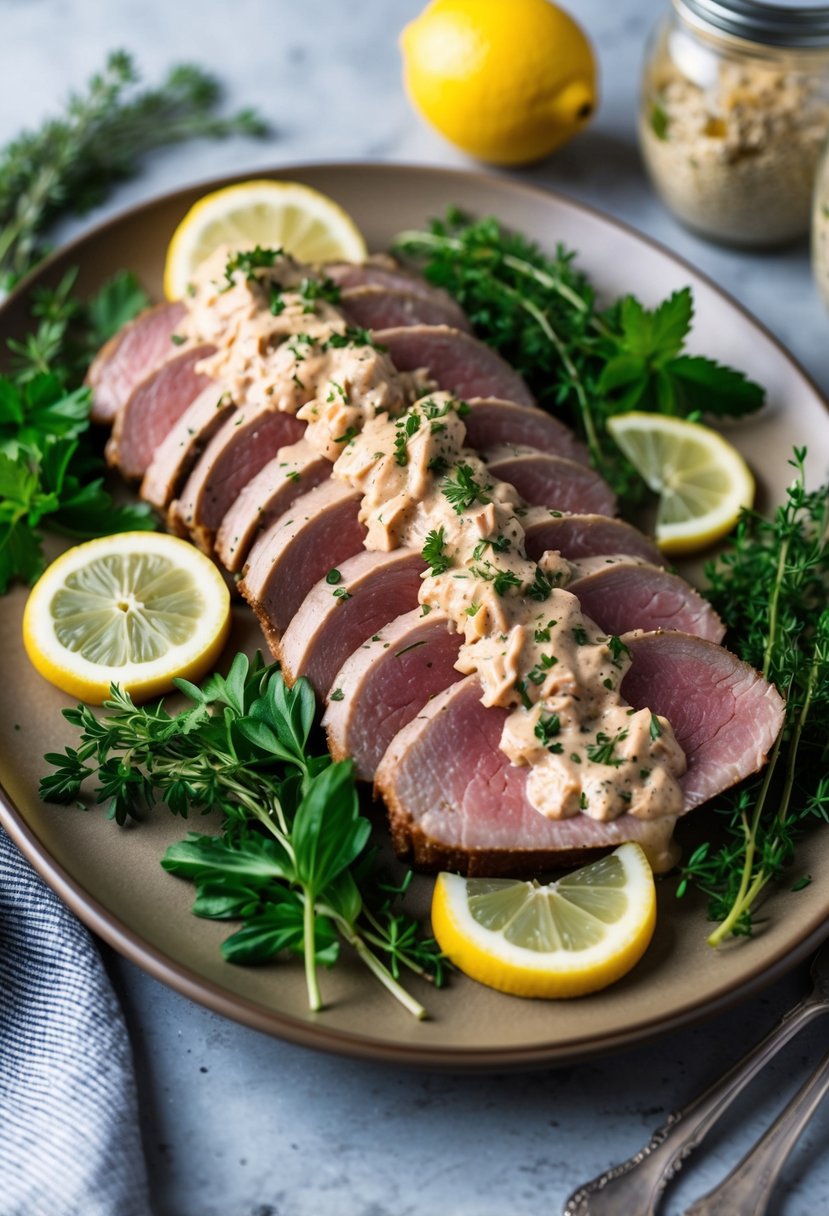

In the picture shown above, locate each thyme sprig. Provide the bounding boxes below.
[679,449,829,943]
[394,210,764,505]
[0,51,266,291]
[40,653,447,1015]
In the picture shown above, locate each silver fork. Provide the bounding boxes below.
[562,940,829,1216]
[683,1048,829,1215]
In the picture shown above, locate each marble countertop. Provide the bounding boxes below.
[2,1,828,1213]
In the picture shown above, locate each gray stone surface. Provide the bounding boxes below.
[2,1,828,1212]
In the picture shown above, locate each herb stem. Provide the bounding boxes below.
[328,912,427,1019]
[303,892,322,1013]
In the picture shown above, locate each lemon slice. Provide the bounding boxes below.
[431,843,656,999]
[163,179,368,299]
[23,532,231,704]
[607,412,754,554]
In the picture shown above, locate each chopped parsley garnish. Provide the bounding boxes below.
[527,654,558,684]
[649,714,663,741]
[586,728,628,767]
[326,568,342,585]
[534,713,561,746]
[394,412,422,466]
[606,634,632,668]
[441,463,490,514]
[528,568,556,602]
[298,275,341,311]
[421,527,451,575]
[492,569,522,596]
[224,245,282,288]
[572,626,589,645]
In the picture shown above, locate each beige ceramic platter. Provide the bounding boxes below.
[1,164,828,1069]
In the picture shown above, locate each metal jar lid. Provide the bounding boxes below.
[674,0,829,48]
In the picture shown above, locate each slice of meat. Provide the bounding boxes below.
[620,631,785,811]
[141,386,235,512]
[377,630,784,877]
[523,511,664,565]
[326,259,469,330]
[239,480,366,643]
[279,550,426,696]
[105,344,215,480]
[464,398,589,466]
[487,449,618,516]
[375,677,679,876]
[341,286,472,333]
[568,558,725,642]
[215,439,330,573]
[87,301,186,424]
[374,326,535,407]
[173,404,306,552]
[324,609,463,781]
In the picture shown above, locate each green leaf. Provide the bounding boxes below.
[666,355,765,418]
[292,762,370,896]
[221,901,339,966]
[161,830,295,884]
[190,879,263,920]
[619,289,692,365]
[86,271,150,344]
[596,353,647,395]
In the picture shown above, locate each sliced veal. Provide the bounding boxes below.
[279,550,426,697]
[106,344,215,481]
[141,386,235,512]
[620,631,785,810]
[215,439,330,573]
[326,258,470,330]
[87,301,186,424]
[323,608,463,781]
[239,480,366,644]
[487,448,618,516]
[523,510,663,565]
[341,286,472,332]
[377,629,784,876]
[173,404,305,552]
[374,326,534,407]
[464,398,589,466]
[375,677,678,876]
[568,557,725,642]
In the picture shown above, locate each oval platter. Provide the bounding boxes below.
[1,163,827,1069]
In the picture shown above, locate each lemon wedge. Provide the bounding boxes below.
[607,412,754,554]
[430,843,656,998]
[23,532,231,704]
[163,179,367,300]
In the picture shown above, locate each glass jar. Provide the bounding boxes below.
[639,1,829,246]
[812,135,829,303]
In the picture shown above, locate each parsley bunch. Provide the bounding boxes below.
[0,269,156,592]
[0,51,266,291]
[679,450,829,943]
[394,211,764,503]
[41,653,447,1016]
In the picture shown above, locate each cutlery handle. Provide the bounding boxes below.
[562,997,826,1216]
[683,1048,829,1216]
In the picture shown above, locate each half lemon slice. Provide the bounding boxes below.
[163,179,368,299]
[23,532,231,704]
[431,843,656,999]
[607,412,754,555]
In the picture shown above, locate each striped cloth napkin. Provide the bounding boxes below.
[0,827,150,1216]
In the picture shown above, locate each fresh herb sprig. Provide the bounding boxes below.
[0,51,266,291]
[678,450,829,943]
[40,653,447,1015]
[0,268,155,592]
[394,211,764,503]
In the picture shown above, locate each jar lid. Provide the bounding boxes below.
[674,0,829,48]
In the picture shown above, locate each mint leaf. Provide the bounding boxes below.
[667,355,765,418]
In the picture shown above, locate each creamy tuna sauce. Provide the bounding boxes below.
[181,249,687,830]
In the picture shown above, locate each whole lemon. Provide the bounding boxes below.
[400,0,597,166]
